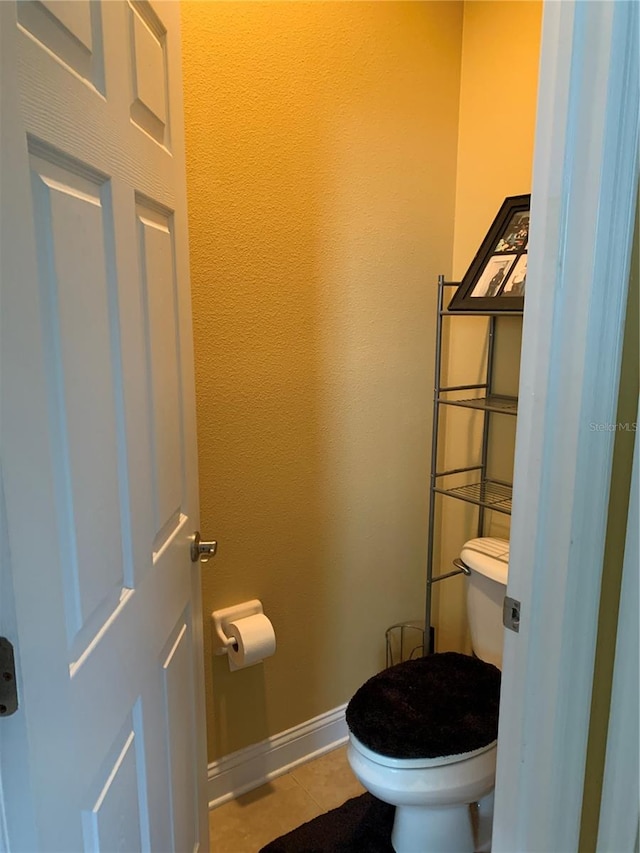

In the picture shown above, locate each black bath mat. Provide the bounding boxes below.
[259,793,395,853]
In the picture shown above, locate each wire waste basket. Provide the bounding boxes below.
[385,620,425,668]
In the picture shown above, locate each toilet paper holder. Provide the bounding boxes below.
[211,599,264,655]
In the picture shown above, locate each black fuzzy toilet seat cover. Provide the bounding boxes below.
[346,652,501,759]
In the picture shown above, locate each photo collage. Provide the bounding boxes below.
[470,211,529,299]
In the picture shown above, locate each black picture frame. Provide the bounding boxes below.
[447,194,530,313]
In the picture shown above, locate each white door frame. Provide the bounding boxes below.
[596,402,639,852]
[494,1,639,851]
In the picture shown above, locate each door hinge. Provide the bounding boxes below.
[503,596,521,633]
[0,638,18,717]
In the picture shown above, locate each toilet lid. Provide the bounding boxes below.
[345,652,501,760]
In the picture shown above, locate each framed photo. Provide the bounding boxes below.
[448,194,530,312]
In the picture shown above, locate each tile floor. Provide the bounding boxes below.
[209,744,365,853]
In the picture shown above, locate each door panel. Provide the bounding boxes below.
[17,0,106,94]
[162,616,198,853]
[82,724,144,853]
[136,200,184,540]
[129,2,168,143]
[0,2,208,850]
[29,146,127,651]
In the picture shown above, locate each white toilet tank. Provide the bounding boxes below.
[461,537,509,669]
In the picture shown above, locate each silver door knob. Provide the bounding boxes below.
[191,532,218,563]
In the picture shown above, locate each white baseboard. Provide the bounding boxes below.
[207,703,349,809]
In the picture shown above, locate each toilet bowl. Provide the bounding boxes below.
[346,537,509,853]
[348,734,496,853]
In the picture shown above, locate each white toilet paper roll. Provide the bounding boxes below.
[226,613,276,671]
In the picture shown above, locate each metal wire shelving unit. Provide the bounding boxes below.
[424,275,520,653]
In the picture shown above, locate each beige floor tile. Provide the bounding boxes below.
[290,745,366,812]
[209,773,323,853]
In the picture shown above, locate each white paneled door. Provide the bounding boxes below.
[0,2,208,851]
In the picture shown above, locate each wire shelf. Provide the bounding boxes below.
[425,275,519,650]
[433,479,512,515]
[438,394,518,415]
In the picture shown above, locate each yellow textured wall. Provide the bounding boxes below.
[181,1,464,759]
[433,1,542,651]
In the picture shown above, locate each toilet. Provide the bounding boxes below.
[346,537,509,853]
